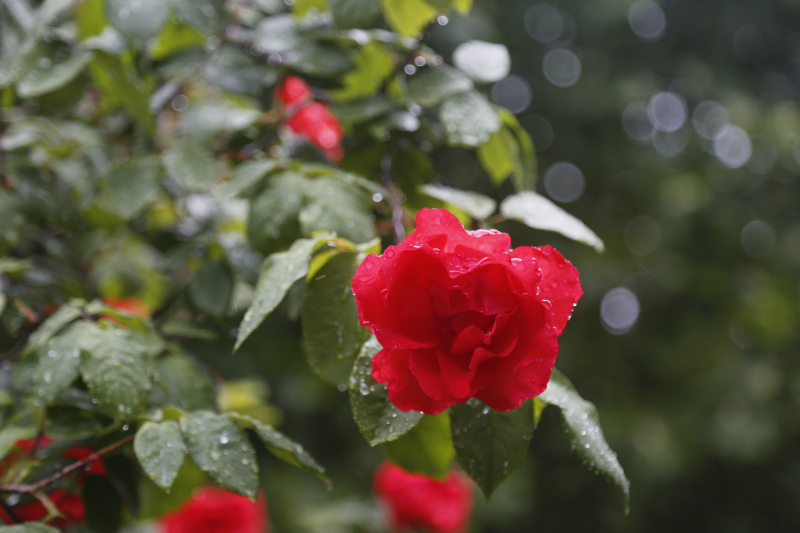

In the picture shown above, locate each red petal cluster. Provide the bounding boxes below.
[103,297,151,318]
[159,487,268,533]
[373,461,474,533]
[352,208,583,415]
[275,75,344,163]
[0,437,106,527]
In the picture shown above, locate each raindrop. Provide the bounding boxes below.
[692,101,729,139]
[713,125,752,168]
[36,57,52,68]
[647,92,686,132]
[622,102,654,142]
[171,94,189,112]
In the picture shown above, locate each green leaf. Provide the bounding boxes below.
[33,320,92,404]
[331,96,396,124]
[477,128,520,186]
[149,19,206,61]
[247,171,306,256]
[134,421,186,492]
[300,178,376,245]
[26,301,83,353]
[189,261,234,318]
[284,42,354,78]
[79,324,152,420]
[172,0,224,35]
[106,0,170,42]
[227,413,330,486]
[0,426,36,460]
[234,236,328,352]
[293,0,327,17]
[149,353,216,411]
[220,159,277,201]
[302,252,370,383]
[45,406,106,439]
[452,40,510,84]
[0,525,61,533]
[254,14,302,54]
[0,292,5,316]
[440,90,501,147]
[83,474,123,533]
[381,0,436,36]
[450,398,534,498]
[89,51,154,135]
[539,369,630,511]
[349,335,423,446]
[498,109,536,190]
[405,65,473,108]
[419,184,496,220]
[499,191,605,252]
[162,142,216,192]
[382,413,455,479]
[97,157,160,220]
[16,42,93,98]
[330,0,381,28]
[180,411,259,500]
[331,42,393,102]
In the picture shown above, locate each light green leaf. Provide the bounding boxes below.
[97,157,160,220]
[162,142,216,192]
[381,0,436,36]
[284,42,354,78]
[498,109,536,190]
[499,191,605,252]
[234,236,329,353]
[79,324,152,420]
[349,335,423,446]
[450,398,534,498]
[331,42,393,102]
[227,412,330,486]
[406,65,473,108]
[189,261,234,318]
[440,90,501,147]
[539,369,630,511]
[330,0,381,28]
[382,413,455,479]
[106,0,169,42]
[148,20,205,61]
[16,43,93,98]
[247,171,306,256]
[293,0,327,17]
[90,51,154,135]
[254,14,302,54]
[26,301,83,353]
[302,252,370,383]
[300,177,376,245]
[149,353,216,411]
[331,95,396,124]
[33,320,93,404]
[134,421,186,492]
[180,411,259,500]
[220,160,276,201]
[419,184,496,220]
[452,40,510,83]
[476,128,519,186]
[0,426,36,460]
[173,0,224,35]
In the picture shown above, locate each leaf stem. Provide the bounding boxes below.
[380,152,405,244]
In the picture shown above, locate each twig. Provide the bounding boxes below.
[0,434,135,495]
[12,300,39,325]
[0,498,22,524]
[380,152,405,244]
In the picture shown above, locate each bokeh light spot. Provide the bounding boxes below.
[601,287,640,334]
[544,162,585,203]
[543,48,582,87]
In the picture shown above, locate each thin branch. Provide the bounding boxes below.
[380,152,405,244]
[0,434,135,495]
[0,498,22,524]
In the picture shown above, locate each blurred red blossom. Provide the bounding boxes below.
[373,461,474,533]
[159,486,268,533]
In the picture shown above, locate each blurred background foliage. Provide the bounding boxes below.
[1,0,799,531]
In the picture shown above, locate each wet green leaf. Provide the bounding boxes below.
[302,252,370,383]
[189,261,234,318]
[220,159,277,201]
[452,40,510,83]
[134,420,186,491]
[349,335,423,446]
[406,65,473,108]
[180,411,259,500]
[381,0,436,36]
[16,42,92,98]
[33,320,93,404]
[330,0,381,28]
[500,191,605,252]
[331,42,393,101]
[234,236,330,352]
[0,524,61,533]
[300,177,376,245]
[162,142,216,192]
[440,90,501,147]
[26,301,84,354]
[450,398,534,498]
[106,0,169,42]
[97,157,160,220]
[284,42,354,78]
[419,184,496,220]
[247,172,306,256]
[149,353,216,411]
[382,413,455,479]
[539,369,630,512]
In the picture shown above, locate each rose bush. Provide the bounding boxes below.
[159,487,268,533]
[373,461,474,533]
[352,208,583,414]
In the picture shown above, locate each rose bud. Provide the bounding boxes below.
[275,75,313,109]
[373,461,474,533]
[159,486,268,533]
[352,208,583,415]
[284,102,344,163]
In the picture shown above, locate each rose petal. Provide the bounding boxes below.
[408,349,452,401]
[373,349,452,415]
[405,209,511,256]
[437,348,474,399]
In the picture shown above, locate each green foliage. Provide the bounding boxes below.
[382,413,455,479]
[134,421,186,491]
[450,399,534,498]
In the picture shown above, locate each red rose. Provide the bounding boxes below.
[159,487,268,533]
[274,76,344,163]
[351,208,583,415]
[275,75,313,108]
[373,461,474,533]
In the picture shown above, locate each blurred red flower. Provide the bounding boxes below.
[275,76,344,163]
[159,486,268,533]
[103,297,151,319]
[352,208,583,415]
[373,461,474,533]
